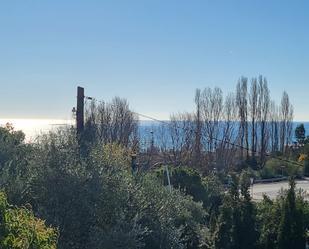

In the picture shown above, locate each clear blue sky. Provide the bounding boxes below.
[0,0,308,120]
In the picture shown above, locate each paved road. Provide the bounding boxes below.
[252,180,309,201]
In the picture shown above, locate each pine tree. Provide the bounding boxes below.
[295,124,306,145]
[213,173,258,249]
[213,197,234,249]
[239,172,258,249]
[277,178,306,249]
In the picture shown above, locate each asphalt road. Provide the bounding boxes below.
[252,180,309,201]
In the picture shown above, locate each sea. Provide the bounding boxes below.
[0,119,309,143]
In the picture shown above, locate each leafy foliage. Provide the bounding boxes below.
[0,124,33,204]
[0,192,58,249]
[259,158,303,179]
[155,167,223,212]
[14,130,208,249]
[295,124,306,145]
[211,172,258,249]
[277,178,306,249]
[257,178,307,249]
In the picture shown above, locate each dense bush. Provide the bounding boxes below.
[0,192,58,249]
[0,124,33,205]
[259,158,303,179]
[155,166,224,215]
[13,129,208,249]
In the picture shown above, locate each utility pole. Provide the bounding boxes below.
[76,86,84,136]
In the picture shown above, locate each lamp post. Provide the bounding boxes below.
[281,166,285,177]
[250,177,254,198]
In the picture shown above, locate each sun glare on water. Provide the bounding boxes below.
[0,119,74,141]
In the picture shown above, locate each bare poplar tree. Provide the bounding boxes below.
[218,92,238,170]
[279,91,294,152]
[270,100,280,152]
[236,77,249,160]
[194,89,203,168]
[257,76,270,165]
[167,113,195,166]
[286,104,294,150]
[249,78,259,156]
[200,87,224,169]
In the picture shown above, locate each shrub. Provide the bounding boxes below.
[0,191,58,249]
[259,158,302,179]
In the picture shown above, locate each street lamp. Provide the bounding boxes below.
[281,166,285,177]
[250,177,254,198]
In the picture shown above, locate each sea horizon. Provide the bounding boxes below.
[1,118,309,142]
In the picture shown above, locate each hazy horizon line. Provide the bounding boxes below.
[1,118,309,123]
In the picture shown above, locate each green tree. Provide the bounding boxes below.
[256,195,281,249]
[212,195,233,249]
[238,172,258,249]
[295,123,306,145]
[0,124,33,204]
[0,123,26,166]
[212,173,257,249]
[277,178,306,249]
